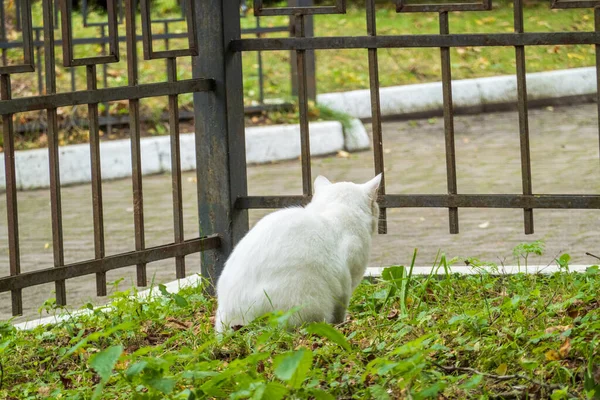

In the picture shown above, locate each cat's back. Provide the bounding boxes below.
[231,206,328,256]
[219,206,335,277]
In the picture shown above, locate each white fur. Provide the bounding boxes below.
[214,174,381,333]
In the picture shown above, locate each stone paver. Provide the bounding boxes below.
[1,104,599,322]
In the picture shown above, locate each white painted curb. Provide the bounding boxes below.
[0,120,360,191]
[245,120,344,164]
[13,264,595,330]
[317,67,596,119]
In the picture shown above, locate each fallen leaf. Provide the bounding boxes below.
[478,221,490,229]
[545,350,561,361]
[544,325,571,334]
[165,317,192,330]
[496,363,508,375]
[384,149,391,154]
[387,309,399,320]
[44,243,50,249]
[559,338,571,358]
[337,150,350,158]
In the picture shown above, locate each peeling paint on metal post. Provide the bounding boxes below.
[193,0,249,292]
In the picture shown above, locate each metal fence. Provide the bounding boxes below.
[2,0,600,317]
[0,0,229,316]
[232,0,600,232]
[0,0,310,136]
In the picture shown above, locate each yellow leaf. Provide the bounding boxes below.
[44,243,50,249]
[567,53,585,60]
[496,363,508,375]
[545,350,561,361]
[559,338,571,358]
[544,325,571,334]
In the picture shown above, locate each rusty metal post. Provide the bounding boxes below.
[193,0,249,291]
[289,0,316,101]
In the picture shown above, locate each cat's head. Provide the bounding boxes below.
[312,174,382,234]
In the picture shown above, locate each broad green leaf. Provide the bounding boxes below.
[381,266,405,283]
[459,374,483,389]
[147,377,176,394]
[369,384,391,400]
[173,294,189,308]
[261,382,289,400]
[90,345,123,381]
[363,358,399,381]
[550,389,569,400]
[273,348,313,388]
[310,388,336,400]
[125,361,148,378]
[158,284,169,296]
[557,253,571,268]
[391,334,433,357]
[414,382,446,399]
[306,322,351,350]
[586,265,599,275]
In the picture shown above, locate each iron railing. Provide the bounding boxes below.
[0,0,226,316]
[0,0,310,136]
[232,0,600,236]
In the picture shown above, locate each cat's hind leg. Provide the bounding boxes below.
[331,294,350,325]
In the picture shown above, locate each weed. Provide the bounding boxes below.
[1,245,599,398]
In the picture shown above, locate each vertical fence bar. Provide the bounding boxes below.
[289,0,316,101]
[439,11,459,234]
[595,8,600,171]
[295,15,312,196]
[35,29,43,95]
[194,0,249,289]
[0,2,6,66]
[257,17,265,104]
[1,74,23,316]
[101,25,112,136]
[86,64,107,296]
[44,0,67,305]
[164,22,170,73]
[16,0,22,31]
[366,0,387,234]
[125,0,147,286]
[167,57,186,279]
[514,0,534,234]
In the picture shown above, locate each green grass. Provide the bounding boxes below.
[0,1,596,150]
[1,245,599,399]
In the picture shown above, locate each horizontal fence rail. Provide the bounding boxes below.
[0,236,220,293]
[233,0,600,239]
[232,32,600,51]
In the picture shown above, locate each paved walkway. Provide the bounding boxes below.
[2,104,599,322]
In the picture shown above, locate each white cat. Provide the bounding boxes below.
[214,174,381,333]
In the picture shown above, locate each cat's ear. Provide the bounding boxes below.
[363,174,382,197]
[314,175,332,192]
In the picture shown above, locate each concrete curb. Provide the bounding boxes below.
[14,264,594,330]
[317,67,597,119]
[0,119,369,191]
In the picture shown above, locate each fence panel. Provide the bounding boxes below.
[232,0,600,236]
[0,0,225,316]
